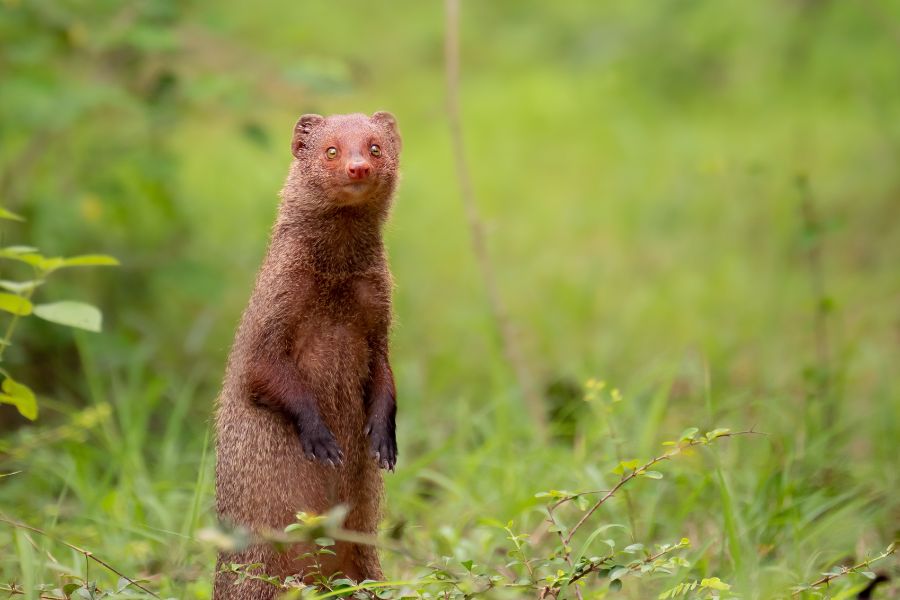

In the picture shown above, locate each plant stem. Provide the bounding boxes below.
[792,543,896,596]
[0,516,160,599]
[0,275,38,364]
[444,0,547,441]
[563,430,760,546]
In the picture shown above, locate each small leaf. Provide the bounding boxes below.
[700,577,731,591]
[60,254,120,268]
[0,250,44,267]
[0,207,24,221]
[679,427,699,441]
[33,301,102,332]
[705,428,731,441]
[642,471,663,479]
[38,257,65,272]
[609,578,622,591]
[609,567,629,581]
[1,377,37,420]
[0,279,44,293]
[623,543,644,554]
[612,459,641,475]
[461,559,473,572]
[0,293,32,316]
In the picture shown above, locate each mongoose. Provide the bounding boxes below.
[214,112,401,599]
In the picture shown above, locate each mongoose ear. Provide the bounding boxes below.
[291,114,325,158]
[371,111,401,154]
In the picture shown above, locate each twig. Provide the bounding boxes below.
[563,430,761,546]
[568,540,685,587]
[548,489,612,512]
[0,584,66,599]
[0,517,160,599]
[443,0,547,440]
[544,505,584,600]
[792,542,896,596]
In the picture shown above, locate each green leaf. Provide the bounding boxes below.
[73,588,93,600]
[623,543,644,554]
[0,207,24,221]
[62,583,81,595]
[0,279,44,293]
[705,428,731,441]
[699,577,731,591]
[642,471,663,479]
[33,301,102,332]
[609,566,629,581]
[461,559,473,571]
[612,459,641,475]
[0,248,46,270]
[679,427,699,441]
[0,377,37,420]
[609,578,622,591]
[37,257,65,272]
[0,293,33,316]
[60,254,120,268]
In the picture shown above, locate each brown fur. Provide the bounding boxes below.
[214,112,401,599]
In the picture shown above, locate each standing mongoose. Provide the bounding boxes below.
[214,112,401,599]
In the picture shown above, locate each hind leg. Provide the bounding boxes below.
[339,486,384,581]
[351,543,384,581]
[214,546,281,600]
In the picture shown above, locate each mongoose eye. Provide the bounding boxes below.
[369,144,381,157]
[325,147,339,160]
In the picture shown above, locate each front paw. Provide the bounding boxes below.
[296,418,344,467]
[365,419,397,471]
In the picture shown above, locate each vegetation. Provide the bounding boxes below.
[1,1,897,598]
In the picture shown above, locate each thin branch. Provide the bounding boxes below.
[0,517,160,599]
[443,0,547,440]
[544,505,583,600]
[792,543,895,596]
[568,540,685,587]
[0,584,66,600]
[548,489,612,512]
[563,430,761,545]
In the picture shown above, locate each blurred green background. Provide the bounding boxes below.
[1,0,898,598]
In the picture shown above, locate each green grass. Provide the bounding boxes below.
[1,0,899,598]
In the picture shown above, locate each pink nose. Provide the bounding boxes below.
[347,161,371,180]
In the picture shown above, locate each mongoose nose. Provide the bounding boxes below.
[347,161,371,180]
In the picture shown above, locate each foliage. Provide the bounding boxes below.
[0,206,117,420]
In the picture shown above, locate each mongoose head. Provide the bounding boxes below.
[290,112,402,207]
